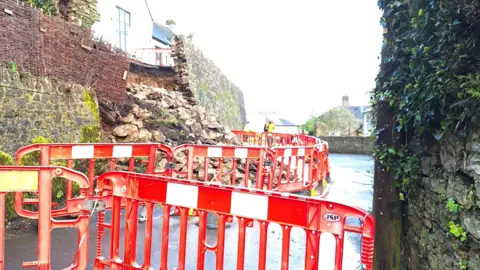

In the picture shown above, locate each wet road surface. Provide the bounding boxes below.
[4,153,373,269]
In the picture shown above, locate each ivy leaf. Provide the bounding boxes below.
[388,148,396,154]
[461,233,467,242]
[433,133,443,141]
[56,190,64,199]
[452,19,461,26]
[8,61,17,73]
[441,120,447,130]
[457,92,463,99]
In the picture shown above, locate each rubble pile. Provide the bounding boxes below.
[99,84,242,146]
[98,84,295,189]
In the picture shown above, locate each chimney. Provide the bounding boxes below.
[342,96,350,107]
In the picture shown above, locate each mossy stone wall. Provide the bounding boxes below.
[174,37,246,129]
[0,68,101,155]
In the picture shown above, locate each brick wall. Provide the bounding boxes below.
[0,0,129,104]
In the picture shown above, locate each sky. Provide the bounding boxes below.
[149,0,383,124]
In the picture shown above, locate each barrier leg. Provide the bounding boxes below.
[0,193,5,270]
[38,169,53,270]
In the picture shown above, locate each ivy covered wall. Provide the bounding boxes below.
[373,0,480,269]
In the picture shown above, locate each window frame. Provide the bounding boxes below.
[116,6,131,51]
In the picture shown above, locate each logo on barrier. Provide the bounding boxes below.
[323,213,340,222]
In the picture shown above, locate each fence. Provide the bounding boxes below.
[172,144,275,190]
[93,171,375,270]
[0,132,376,269]
[14,143,173,218]
[0,166,90,269]
[11,135,330,220]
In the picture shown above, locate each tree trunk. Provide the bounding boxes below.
[373,101,403,270]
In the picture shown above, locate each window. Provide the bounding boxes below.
[116,7,130,51]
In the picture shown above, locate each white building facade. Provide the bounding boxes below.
[91,0,174,66]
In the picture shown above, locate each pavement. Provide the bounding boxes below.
[3,153,374,269]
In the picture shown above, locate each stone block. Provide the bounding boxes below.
[422,176,447,195]
[462,209,480,240]
[446,173,475,209]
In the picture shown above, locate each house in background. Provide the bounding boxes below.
[341,96,372,136]
[247,112,300,134]
[91,0,175,67]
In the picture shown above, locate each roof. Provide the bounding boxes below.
[265,116,297,126]
[152,22,175,46]
[345,106,370,120]
[277,118,296,126]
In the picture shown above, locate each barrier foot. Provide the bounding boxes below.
[194,213,231,230]
[291,190,310,197]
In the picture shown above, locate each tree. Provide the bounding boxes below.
[310,107,361,136]
[303,117,316,135]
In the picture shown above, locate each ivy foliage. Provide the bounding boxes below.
[23,0,57,15]
[373,0,480,191]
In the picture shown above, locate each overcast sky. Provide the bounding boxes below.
[149,0,383,124]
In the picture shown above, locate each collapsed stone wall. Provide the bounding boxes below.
[0,68,100,155]
[172,36,246,130]
[0,0,129,104]
[100,83,241,147]
[403,128,480,269]
[100,83,298,188]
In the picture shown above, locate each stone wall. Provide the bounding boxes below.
[403,128,480,269]
[320,136,373,155]
[0,68,100,155]
[0,0,129,104]
[172,36,246,130]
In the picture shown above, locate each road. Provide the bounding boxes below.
[3,153,373,269]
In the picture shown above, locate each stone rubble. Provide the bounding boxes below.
[99,84,264,186]
[100,84,242,147]
[99,84,297,188]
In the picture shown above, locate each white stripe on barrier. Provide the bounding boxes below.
[284,149,292,157]
[166,183,199,208]
[234,148,248,158]
[71,145,94,159]
[112,145,133,158]
[207,147,223,158]
[298,148,305,157]
[230,192,269,220]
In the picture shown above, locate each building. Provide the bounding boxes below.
[91,0,174,67]
[247,112,300,134]
[341,96,372,136]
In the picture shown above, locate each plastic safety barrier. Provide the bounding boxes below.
[172,144,275,190]
[232,131,326,148]
[232,131,261,145]
[14,143,173,218]
[271,145,323,192]
[232,131,295,147]
[0,166,90,270]
[94,172,375,270]
[260,132,296,147]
